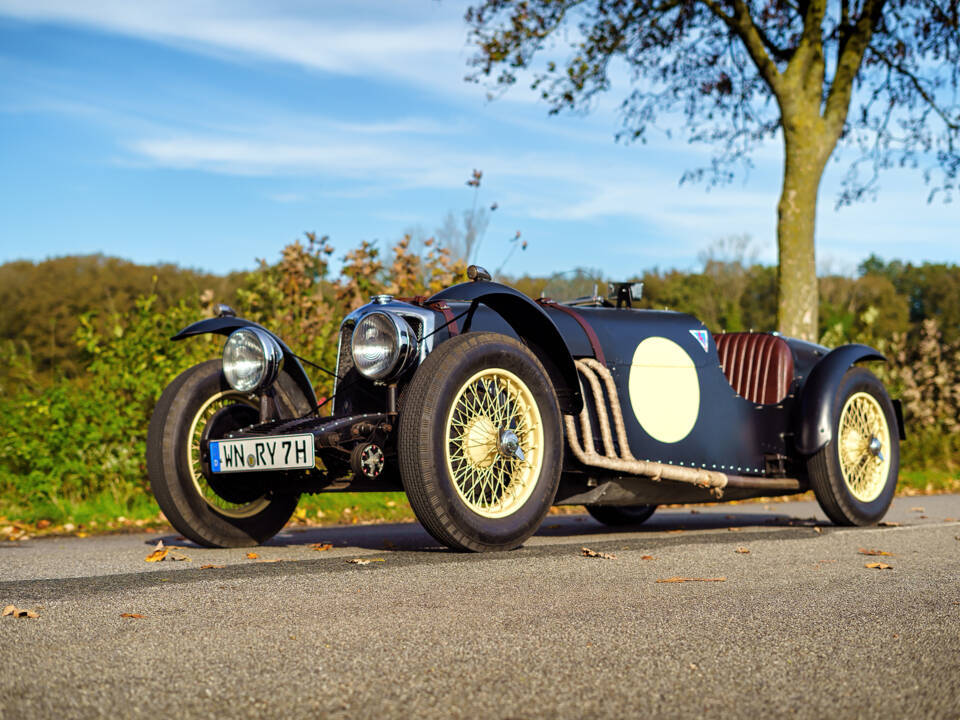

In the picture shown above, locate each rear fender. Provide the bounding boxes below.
[429,281,583,414]
[172,317,317,408]
[795,343,888,455]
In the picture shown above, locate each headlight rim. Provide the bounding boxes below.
[222,326,284,394]
[350,310,417,382]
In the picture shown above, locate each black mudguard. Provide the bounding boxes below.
[795,343,887,455]
[429,281,582,414]
[172,317,317,408]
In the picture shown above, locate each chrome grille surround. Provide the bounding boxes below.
[332,300,437,414]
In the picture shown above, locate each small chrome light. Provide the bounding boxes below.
[222,327,283,393]
[351,311,417,381]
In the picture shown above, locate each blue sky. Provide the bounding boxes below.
[0,0,956,280]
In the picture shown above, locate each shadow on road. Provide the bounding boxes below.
[151,507,822,552]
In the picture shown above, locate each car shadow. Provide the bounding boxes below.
[150,507,824,552]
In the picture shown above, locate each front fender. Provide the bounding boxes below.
[429,281,582,414]
[172,317,317,408]
[795,343,886,455]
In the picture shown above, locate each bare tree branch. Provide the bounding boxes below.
[823,0,887,135]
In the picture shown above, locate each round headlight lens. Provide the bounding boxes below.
[222,327,282,393]
[352,312,401,380]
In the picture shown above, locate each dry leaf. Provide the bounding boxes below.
[347,558,385,565]
[3,604,38,618]
[640,555,654,560]
[814,526,823,534]
[859,548,893,556]
[310,543,333,552]
[879,520,901,527]
[666,529,685,534]
[865,562,893,570]
[656,577,726,583]
[581,547,617,560]
[145,541,168,562]
[944,518,957,522]
[727,527,741,532]
[910,507,925,513]
[200,564,224,570]
[167,550,191,562]
[120,613,144,619]
[735,547,750,554]
[245,552,259,560]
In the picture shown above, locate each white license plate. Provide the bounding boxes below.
[209,434,315,473]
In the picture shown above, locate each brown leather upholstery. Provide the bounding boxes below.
[714,332,794,405]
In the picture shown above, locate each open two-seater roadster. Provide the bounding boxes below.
[147,266,905,552]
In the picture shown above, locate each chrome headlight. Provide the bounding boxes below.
[222,327,283,393]
[351,311,417,381]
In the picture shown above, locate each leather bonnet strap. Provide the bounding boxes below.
[537,298,606,367]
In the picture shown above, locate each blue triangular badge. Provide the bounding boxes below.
[689,329,709,352]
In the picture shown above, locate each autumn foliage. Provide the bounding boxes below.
[0,235,957,527]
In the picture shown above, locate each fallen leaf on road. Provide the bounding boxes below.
[814,527,823,534]
[944,518,956,522]
[735,547,750,554]
[640,555,654,560]
[666,529,685,534]
[245,552,259,560]
[145,541,168,562]
[910,507,924,513]
[347,558,385,565]
[879,521,901,527]
[3,605,38,618]
[727,527,741,532]
[120,613,144,619]
[200,564,224,570]
[581,547,617,560]
[167,550,191,562]
[859,548,893,556]
[656,577,726,583]
[865,562,893,570]
[310,543,333,552]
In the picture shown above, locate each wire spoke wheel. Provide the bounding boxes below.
[838,391,891,503]
[445,369,544,518]
[188,390,271,519]
[807,367,899,527]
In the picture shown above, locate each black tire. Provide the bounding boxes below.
[807,367,899,526]
[585,504,657,526]
[147,359,310,547]
[398,332,563,552]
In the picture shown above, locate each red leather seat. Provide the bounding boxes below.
[714,332,794,405]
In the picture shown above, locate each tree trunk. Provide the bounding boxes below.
[776,123,829,342]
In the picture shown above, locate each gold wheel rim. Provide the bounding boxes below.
[838,392,892,502]
[188,390,270,518]
[444,368,545,519]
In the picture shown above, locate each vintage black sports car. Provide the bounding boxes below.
[147,265,905,552]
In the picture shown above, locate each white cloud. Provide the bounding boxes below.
[0,0,470,91]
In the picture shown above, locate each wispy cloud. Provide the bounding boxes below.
[0,0,471,92]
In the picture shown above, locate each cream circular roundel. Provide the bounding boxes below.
[628,336,700,443]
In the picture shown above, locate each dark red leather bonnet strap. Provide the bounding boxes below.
[425,300,459,336]
[538,299,606,367]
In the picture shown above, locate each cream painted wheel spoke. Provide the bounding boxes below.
[187,391,270,518]
[444,368,545,519]
[838,392,891,503]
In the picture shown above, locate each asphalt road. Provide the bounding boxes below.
[2,495,959,719]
